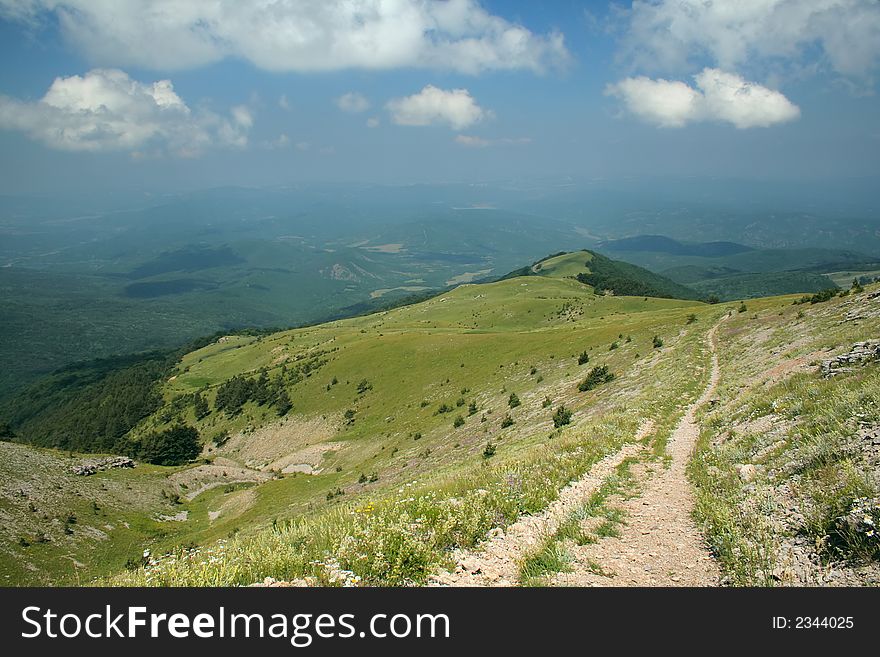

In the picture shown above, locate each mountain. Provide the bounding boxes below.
[595,234,880,300]
[1,254,878,589]
[597,235,753,257]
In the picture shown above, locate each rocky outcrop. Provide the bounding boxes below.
[820,340,880,377]
[72,456,135,476]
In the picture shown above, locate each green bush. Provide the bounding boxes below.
[552,405,573,428]
[578,365,615,392]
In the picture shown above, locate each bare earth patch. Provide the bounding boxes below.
[214,414,341,472]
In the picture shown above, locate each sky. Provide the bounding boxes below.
[0,0,878,194]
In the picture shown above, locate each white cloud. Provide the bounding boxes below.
[336,92,370,113]
[620,0,880,79]
[454,134,490,148]
[366,117,380,128]
[262,132,290,150]
[279,94,291,111]
[387,85,490,130]
[606,68,800,129]
[0,0,569,74]
[0,68,252,154]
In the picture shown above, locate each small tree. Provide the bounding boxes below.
[577,351,590,365]
[578,365,615,392]
[275,388,292,416]
[508,392,521,409]
[192,393,210,420]
[552,405,573,428]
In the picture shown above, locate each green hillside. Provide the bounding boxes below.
[1,260,877,588]
[1,267,702,584]
[531,250,702,300]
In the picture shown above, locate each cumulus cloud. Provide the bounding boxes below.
[606,68,800,129]
[619,0,880,80]
[0,68,252,154]
[0,0,569,74]
[387,85,490,130]
[336,92,370,113]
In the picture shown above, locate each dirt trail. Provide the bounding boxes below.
[429,422,655,587]
[553,321,724,587]
[432,320,724,587]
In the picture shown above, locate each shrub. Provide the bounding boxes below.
[192,393,210,420]
[453,415,465,428]
[508,392,521,409]
[577,351,590,365]
[578,365,615,392]
[686,313,697,324]
[500,414,514,429]
[652,335,664,349]
[275,389,292,416]
[542,396,552,409]
[482,442,497,459]
[552,405,573,428]
[212,430,230,447]
[467,401,478,416]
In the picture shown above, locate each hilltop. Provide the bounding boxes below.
[1,254,877,587]
[503,250,702,301]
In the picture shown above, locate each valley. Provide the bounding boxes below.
[2,250,877,587]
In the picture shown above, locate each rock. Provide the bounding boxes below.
[735,463,759,482]
[820,340,880,377]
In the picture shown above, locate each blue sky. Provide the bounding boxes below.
[0,0,878,193]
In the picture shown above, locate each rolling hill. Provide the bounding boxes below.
[596,235,880,300]
[1,254,878,588]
